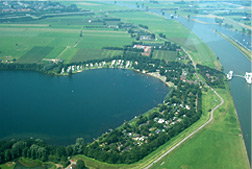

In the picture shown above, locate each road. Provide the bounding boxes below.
[143,49,225,169]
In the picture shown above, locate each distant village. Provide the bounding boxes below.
[0,1,79,14]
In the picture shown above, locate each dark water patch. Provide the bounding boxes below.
[0,69,169,145]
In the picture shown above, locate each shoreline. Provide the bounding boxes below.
[65,65,174,88]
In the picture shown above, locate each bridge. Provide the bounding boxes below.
[227,71,252,84]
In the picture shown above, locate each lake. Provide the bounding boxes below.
[0,69,169,145]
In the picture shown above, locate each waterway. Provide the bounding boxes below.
[0,69,169,145]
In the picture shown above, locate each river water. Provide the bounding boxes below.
[0,69,169,145]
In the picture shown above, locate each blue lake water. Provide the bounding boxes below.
[0,69,169,145]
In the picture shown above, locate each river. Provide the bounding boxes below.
[0,69,169,145]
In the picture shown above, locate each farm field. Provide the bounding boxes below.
[18,46,53,63]
[0,15,134,64]
[112,11,221,69]
[152,50,177,61]
[71,49,123,62]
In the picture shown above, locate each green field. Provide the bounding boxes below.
[18,46,53,63]
[153,50,177,61]
[78,31,132,49]
[71,49,123,62]
[0,17,133,63]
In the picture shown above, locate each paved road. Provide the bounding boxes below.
[143,49,225,169]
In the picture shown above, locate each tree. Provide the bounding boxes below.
[4,149,12,161]
[73,138,84,154]
[76,160,86,169]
